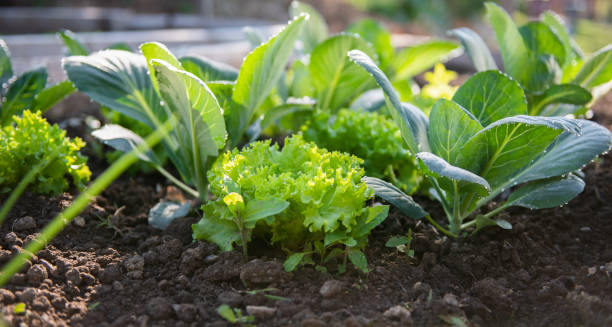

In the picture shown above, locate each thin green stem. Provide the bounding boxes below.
[155,166,199,198]
[450,181,461,235]
[428,176,452,219]
[0,152,58,225]
[0,117,175,287]
[425,214,457,238]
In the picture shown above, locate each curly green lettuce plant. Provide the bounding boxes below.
[450,3,612,116]
[63,15,308,203]
[302,108,421,193]
[193,135,388,273]
[350,50,612,237]
[0,39,75,126]
[0,110,90,194]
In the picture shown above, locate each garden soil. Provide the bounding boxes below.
[1,100,611,327]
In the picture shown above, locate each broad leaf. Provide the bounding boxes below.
[350,88,385,112]
[540,11,582,65]
[362,177,427,219]
[348,248,368,273]
[63,50,166,128]
[416,152,491,197]
[257,99,314,134]
[290,1,328,54]
[511,119,611,185]
[233,14,306,118]
[309,34,377,111]
[352,205,390,238]
[0,39,13,87]
[152,59,226,154]
[519,21,566,68]
[193,216,239,251]
[506,175,584,209]
[391,40,460,81]
[179,55,239,82]
[283,252,307,272]
[148,200,191,230]
[458,115,581,188]
[347,19,394,70]
[485,2,531,86]
[386,235,409,247]
[140,42,183,94]
[243,197,290,228]
[1,67,47,123]
[91,124,157,162]
[428,99,482,164]
[573,44,612,88]
[448,27,497,71]
[58,30,89,56]
[349,50,430,153]
[530,84,592,115]
[452,70,527,126]
[30,80,76,113]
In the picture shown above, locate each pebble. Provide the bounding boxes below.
[217,291,243,307]
[65,268,82,285]
[4,232,22,246]
[73,216,86,227]
[180,247,206,276]
[17,288,37,302]
[14,216,36,231]
[99,263,122,284]
[124,255,145,272]
[443,293,459,307]
[27,264,48,285]
[32,296,51,311]
[246,305,277,320]
[146,297,174,320]
[383,305,412,323]
[240,259,291,284]
[580,226,591,232]
[0,289,16,303]
[173,303,197,322]
[319,280,345,299]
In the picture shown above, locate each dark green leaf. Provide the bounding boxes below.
[63,50,166,128]
[506,175,584,209]
[416,152,491,196]
[179,55,239,82]
[283,252,307,272]
[519,21,566,68]
[385,235,409,247]
[310,34,377,111]
[57,29,89,56]
[348,248,368,273]
[428,99,482,164]
[0,39,13,87]
[349,50,430,153]
[30,80,75,113]
[540,11,583,65]
[1,67,47,124]
[350,88,385,112]
[458,115,580,189]
[530,84,592,115]
[448,27,498,71]
[452,70,527,126]
[362,177,427,219]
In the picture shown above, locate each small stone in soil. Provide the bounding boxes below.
[173,303,197,322]
[217,291,243,307]
[65,268,82,285]
[246,305,277,320]
[0,289,16,303]
[26,264,48,285]
[73,216,86,227]
[14,216,36,231]
[99,263,122,284]
[4,232,22,246]
[240,259,291,285]
[319,280,345,299]
[383,305,412,323]
[124,254,144,272]
[146,297,175,320]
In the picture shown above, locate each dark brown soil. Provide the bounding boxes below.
[1,99,612,327]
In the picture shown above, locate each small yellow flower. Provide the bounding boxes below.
[422,63,459,100]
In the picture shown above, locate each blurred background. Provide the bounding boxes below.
[1,0,610,112]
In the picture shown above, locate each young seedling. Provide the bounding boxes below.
[450,2,612,116]
[217,305,255,326]
[350,50,612,237]
[385,229,414,257]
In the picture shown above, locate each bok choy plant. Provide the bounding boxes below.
[0,39,75,125]
[63,15,308,202]
[350,50,612,237]
[450,2,612,117]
